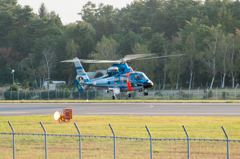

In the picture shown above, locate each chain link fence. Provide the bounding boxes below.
[1,87,240,100]
[1,121,240,159]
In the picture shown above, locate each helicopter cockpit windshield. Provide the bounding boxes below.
[133,73,149,81]
[129,73,149,84]
[134,74,144,81]
[141,73,149,80]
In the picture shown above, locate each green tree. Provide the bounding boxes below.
[2,63,12,84]
[200,0,223,26]
[174,0,202,31]
[0,47,22,72]
[9,84,19,91]
[167,34,184,89]
[38,3,48,18]
[70,22,95,59]
[202,24,222,89]
[227,29,240,88]
[0,0,34,46]
[218,33,230,88]
[132,43,154,80]
[79,1,97,28]
[150,0,177,39]
[96,16,107,40]
[119,31,145,56]
[218,7,239,34]
[89,36,121,71]
[63,39,79,85]
[228,0,240,21]
[149,33,169,89]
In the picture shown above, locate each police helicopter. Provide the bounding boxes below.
[61,54,183,100]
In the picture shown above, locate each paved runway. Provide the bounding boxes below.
[0,103,240,117]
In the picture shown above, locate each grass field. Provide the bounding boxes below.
[0,115,240,158]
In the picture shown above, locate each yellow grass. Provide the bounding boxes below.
[0,115,240,158]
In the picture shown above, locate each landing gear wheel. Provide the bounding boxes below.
[143,92,148,96]
[128,94,131,98]
[112,96,115,100]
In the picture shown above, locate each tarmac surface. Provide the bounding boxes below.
[0,103,240,117]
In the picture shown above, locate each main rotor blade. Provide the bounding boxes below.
[61,54,185,64]
[61,59,81,62]
[132,54,185,61]
[61,59,120,63]
[124,54,156,61]
[81,60,120,63]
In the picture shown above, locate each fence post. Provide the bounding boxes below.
[182,125,190,159]
[63,88,65,100]
[222,126,229,159]
[95,89,96,100]
[18,90,19,100]
[40,122,47,159]
[8,121,15,159]
[198,87,199,100]
[145,125,153,159]
[56,89,57,100]
[171,87,173,100]
[188,88,190,100]
[235,87,236,100]
[74,123,81,159]
[216,87,218,100]
[48,89,49,100]
[225,87,227,100]
[206,87,208,100]
[87,89,89,100]
[25,89,26,100]
[180,87,182,100]
[109,124,116,159]
[207,87,208,100]
[33,89,34,99]
[102,89,104,100]
[10,89,12,100]
[153,87,155,100]
[40,89,42,100]
[71,88,73,100]
[136,90,138,100]
[162,89,164,100]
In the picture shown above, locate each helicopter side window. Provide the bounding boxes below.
[114,76,120,82]
[121,76,127,83]
[129,76,133,83]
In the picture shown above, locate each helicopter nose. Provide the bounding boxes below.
[143,81,153,89]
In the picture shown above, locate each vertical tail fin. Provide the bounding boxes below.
[74,79,83,93]
[73,57,89,82]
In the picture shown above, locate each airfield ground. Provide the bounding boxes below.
[1,101,240,158]
[0,115,240,158]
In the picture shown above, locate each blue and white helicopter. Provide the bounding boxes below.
[61,54,183,100]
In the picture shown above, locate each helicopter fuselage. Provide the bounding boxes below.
[72,57,153,99]
[85,69,153,93]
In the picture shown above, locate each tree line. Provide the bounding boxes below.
[1,0,240,89]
